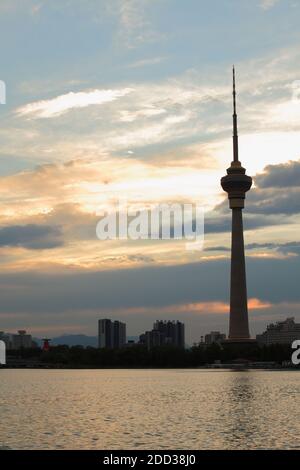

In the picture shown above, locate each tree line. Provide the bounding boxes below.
[6,342,297,368]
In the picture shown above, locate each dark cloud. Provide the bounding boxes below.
[205,246,230,252]
[127,254,154,263]
[0,255,299,314]
[205,212,283,233]
[0,255,299,342]
[213,159,300,219]
[246,241,300,256]
[244,159,300,215]
[276,241,300,255]
[205,242,300,256]
[255,160,300,188]
[246,188,300,215]
[0,224,63,250]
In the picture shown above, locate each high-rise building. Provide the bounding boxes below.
[220,67,256,346]
[98,319,126,349]
[113,321,126,349]
[98,319,113,349]
[140,321,185,349]
[256,318,300,345]
[154,320,185,348]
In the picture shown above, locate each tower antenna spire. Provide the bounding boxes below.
[232,65,239,162]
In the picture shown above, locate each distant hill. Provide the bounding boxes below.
[35,335,139,347]
[35,335,98,348]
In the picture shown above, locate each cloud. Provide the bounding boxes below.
[0,155,298,273]
[255,160,300,188]
[0,256,299,312]
[7,46,300,166]
[205,213,283,233]
[96,297,272,317]
[205,242,300,260]
[127,56,166,68]
[213,159,300,217]
[0,75,228,172]
[244,159,300,215]
[260,0,280,10]
[0,0,30,13]
[248,188,300,215]
[0,256,299,341]
[31,2,43,15]
[0,224,63,250]
[113,0,163,47]
[118,0,146,30]
[247,241,300,256]
[16,88,133,118]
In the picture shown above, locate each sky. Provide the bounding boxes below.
[0,0,300,343]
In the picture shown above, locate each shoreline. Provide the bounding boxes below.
[1,365,299,371]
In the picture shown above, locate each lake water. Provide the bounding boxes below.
[0,369,299,450]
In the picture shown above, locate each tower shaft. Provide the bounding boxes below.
[229,207,250,339]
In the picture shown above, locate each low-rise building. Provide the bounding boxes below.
[204,331,226,345]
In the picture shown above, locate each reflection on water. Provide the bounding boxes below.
[0,369,299,450]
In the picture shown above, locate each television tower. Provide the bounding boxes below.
[221,67,255,343]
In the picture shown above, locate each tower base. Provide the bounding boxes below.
[223,338,257,345]
[221,338,258,356]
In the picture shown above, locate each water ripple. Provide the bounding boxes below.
[0,369,299,449]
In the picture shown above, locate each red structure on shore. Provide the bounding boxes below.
[42,338,51,352]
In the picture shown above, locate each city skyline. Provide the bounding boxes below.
[0,1,300,344]
[3,315,300,349]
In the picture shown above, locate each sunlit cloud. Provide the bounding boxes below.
[65,298,272,318]
[169,298,272,314]
[16,88,133,118]
[267,99,300,126]
[127,56,166,68]
[213,132,300,176]
[248,251,297,259]
[248,298,272,309]
[260,0,280,11]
